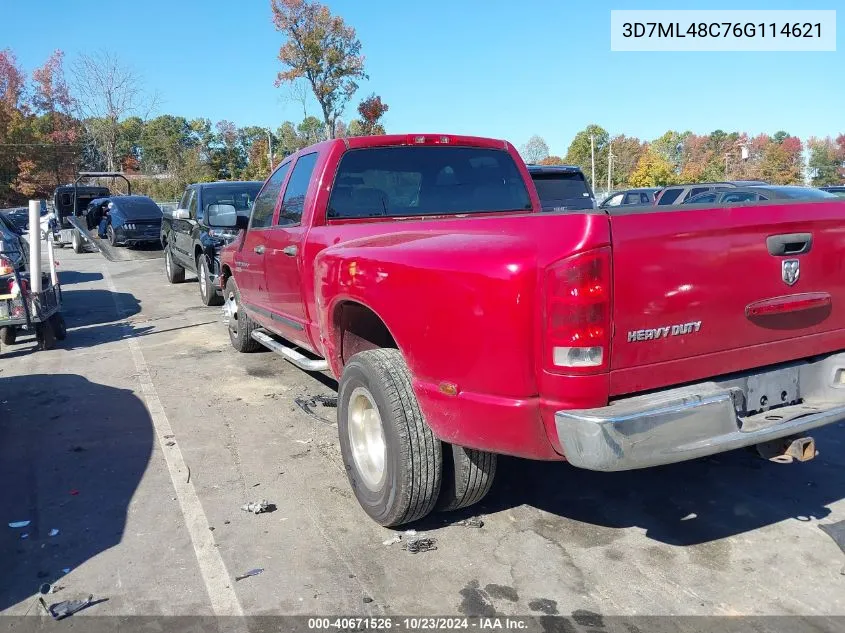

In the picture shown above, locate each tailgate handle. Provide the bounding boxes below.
[767,233,812,256]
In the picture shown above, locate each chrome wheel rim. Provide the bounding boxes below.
[347,387,387,490]
[199,259,208,297]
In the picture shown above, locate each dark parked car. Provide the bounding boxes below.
[98,196,163,247]
[0,211,30,275]
[599,187,662,208]
[684,185,840,205]
[526,164,595,211]
[162,181,262,306]
[2,202,48,233]
[653,181,769,206]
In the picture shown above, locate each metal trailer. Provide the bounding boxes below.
[49,172,131,253]
[0,262,65,352]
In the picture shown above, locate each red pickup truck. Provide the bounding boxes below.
[213,133,845,527]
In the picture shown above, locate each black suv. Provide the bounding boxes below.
[526,164,596,211]
[162,181,263,306]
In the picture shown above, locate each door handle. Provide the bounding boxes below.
[766,233,812,256]
[282,245,298,257]
[254,245,265,254]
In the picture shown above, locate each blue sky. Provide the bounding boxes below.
[2,0,841,156]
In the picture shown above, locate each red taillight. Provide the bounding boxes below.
[544,247,611,374]
[0,255,13,276]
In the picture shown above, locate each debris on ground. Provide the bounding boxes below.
[9,521,31,528]
[48,529,60,537]
[293,438,312,445]
[39,594,96,620]
[69,490,79,496]
[241,499,274,514]
[455,517,484,528]
[363,596,374,603]
[39,583,62,595]
[61,568,71,574]
[294,394,338,424]
[404,529,417,536]
[165,441,175,447]
[20,533,29,540]
[164,434,174,439]
[382,535,402,546]
[402,537,437,554]
[235,568,264,582]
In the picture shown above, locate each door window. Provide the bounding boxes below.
[251,162,291,229]
[603,193,623,207]
[187,190,198,220]
[279,152,318,225]
[657,188,682,205]
[178,189,191,210]
[623,192,644,205]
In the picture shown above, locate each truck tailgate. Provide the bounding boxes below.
[608,200,845,395]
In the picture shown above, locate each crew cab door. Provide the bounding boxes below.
[263,152,319,338]
[235,162,291,320]
[172,188,195,267]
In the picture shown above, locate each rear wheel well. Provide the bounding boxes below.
[333,302,396,368]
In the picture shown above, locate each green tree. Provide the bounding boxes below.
[650,130,689,174]
[807,136,843,186]
[565,124,609,188]
[271,0,367,139]
[629,150,677,187]
[140,115,191,173]
[608,135,643,188]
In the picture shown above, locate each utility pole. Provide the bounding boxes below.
[267,128,274,170]
[607,140,613,193]
[590,134,596,191]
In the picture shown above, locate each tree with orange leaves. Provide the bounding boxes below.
[271,0,367,139]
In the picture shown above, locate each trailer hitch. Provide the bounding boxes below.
[755,436,817,464]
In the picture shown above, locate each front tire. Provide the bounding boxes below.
[107,225,118,246]
[225,277,261,352]
[338,348,442,526]
[165,246,185,284]
[0,326,17,345]
[198,255,223,306]
[49,313,67,341]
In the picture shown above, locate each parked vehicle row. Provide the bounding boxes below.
[600,181,842,208]
[154,134,845,529]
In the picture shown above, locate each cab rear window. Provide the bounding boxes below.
[327,147,532,219]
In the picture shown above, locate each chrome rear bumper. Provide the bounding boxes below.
[556,353,845,471]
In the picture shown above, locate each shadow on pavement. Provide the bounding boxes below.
[443,423,845,546]
[61,289,141,328]
[58,271,103,286]
[0,374,153,612]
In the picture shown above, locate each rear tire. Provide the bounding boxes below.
[225,277,261,352]
[437,445,497,512]
[198,255,223,306]
[36,322,56,351]
[107,225,118,246]
[0,326,17,345]
[49,313,67,341]
[165,246,185,284]
[71,230,83,253]
[338,348,442,526]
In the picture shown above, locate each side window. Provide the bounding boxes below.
[178,189,191,210]
[685,192,718,204]
[604,193,623,207]
[640,193,651,204]
[188,190,198,220]
[688,187,709,198]
[278,152,318,225]
[657,188,682,205]
[251,163,291,229]
[622,192,642,205]
[722,192,757,203]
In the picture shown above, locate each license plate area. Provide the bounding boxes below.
[744,367,800,415]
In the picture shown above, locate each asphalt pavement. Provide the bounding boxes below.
[1,243,844,622]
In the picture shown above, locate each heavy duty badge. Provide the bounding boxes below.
[782,259,799,286]
[627,321,702,342]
